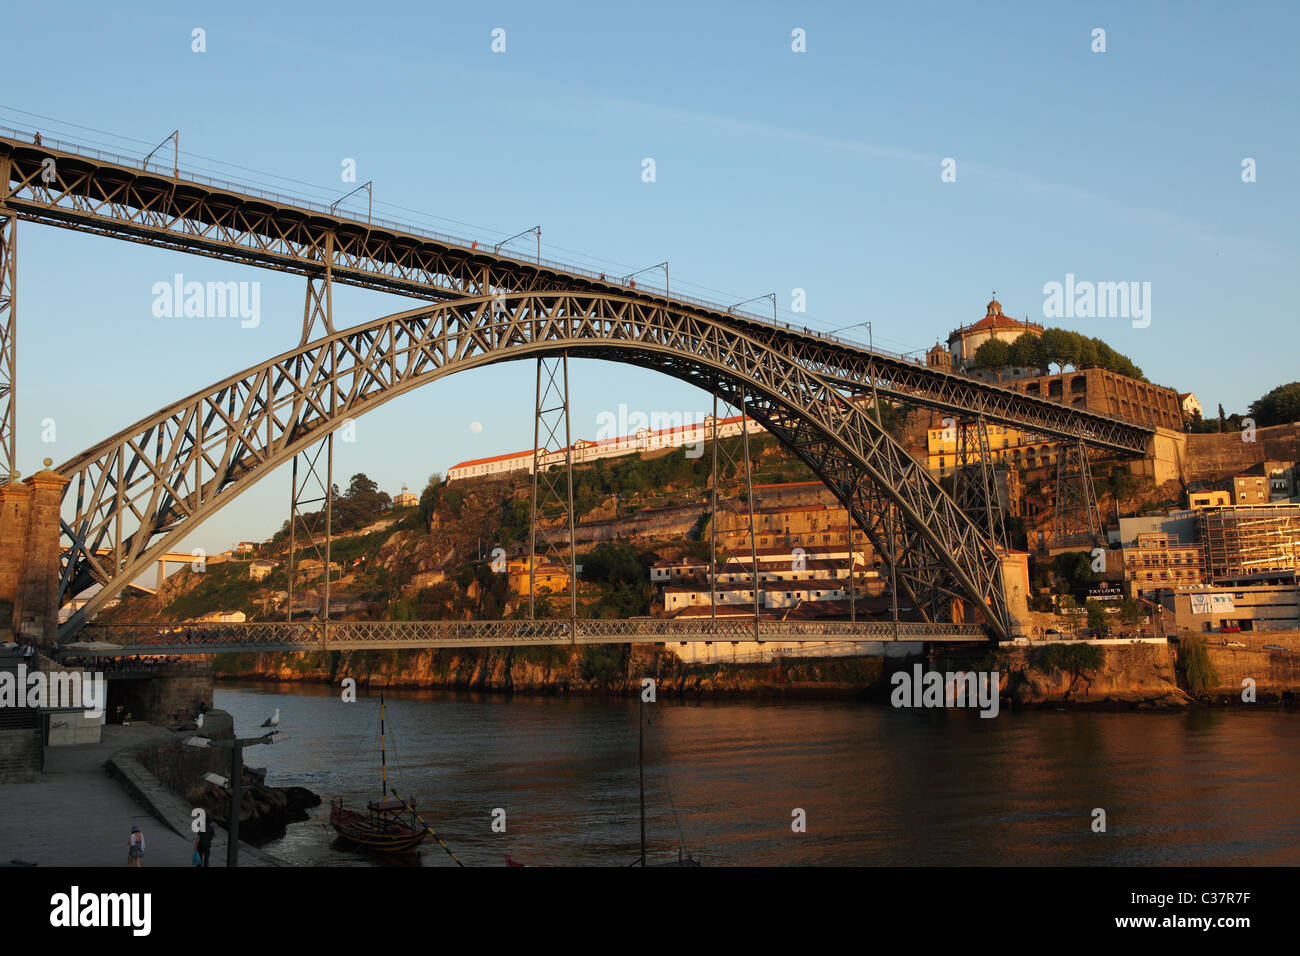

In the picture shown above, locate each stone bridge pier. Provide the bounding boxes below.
[0,464,68,647]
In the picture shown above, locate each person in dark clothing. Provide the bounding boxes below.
[195,822,214,867]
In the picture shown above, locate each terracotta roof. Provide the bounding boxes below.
[948,313,1038,343]
[448,449,534,469]
[947,300,1042,344]
[449,414,752,470]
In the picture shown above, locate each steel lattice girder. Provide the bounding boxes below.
[1,134,1151,456]
[80,618,989,653]
[55,292,1015,639]
[740,332,1153,456]
[951,418,1008,552]
[0,205,15,482]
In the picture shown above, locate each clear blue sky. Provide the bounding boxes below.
[2,0,1296,557]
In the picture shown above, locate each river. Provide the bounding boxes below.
[215,682,1300,867]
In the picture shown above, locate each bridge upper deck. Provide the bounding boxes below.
[1,128,1152,454]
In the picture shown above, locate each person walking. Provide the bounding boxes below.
[127,826,145,867]
[194,821,213,867]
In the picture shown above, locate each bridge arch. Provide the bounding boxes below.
[57,292,1009,637]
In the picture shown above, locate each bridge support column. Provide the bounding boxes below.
[998,552,1032,640]
[0,465,69,646]
[952,416,1007,552]
[1053,439,1102,549]
[286,262,337,623]
[529,354,577,622]
[708,387,759,633]
[287,436,332,622]
[0,207,16,483]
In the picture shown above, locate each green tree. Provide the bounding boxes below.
[1040,328,1078,375]
[1177,635,1219,695]
[1118,597,1146,626]
[973,338,1011,371]
[1074,337,1098,369]
[1038,643,1106,699]
[1010,332,1046,372]
[1052,550,1099,591]
[1248,382,1300,427]
[1086,599,1108,634]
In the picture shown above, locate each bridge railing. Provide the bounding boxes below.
[75,618,987,650]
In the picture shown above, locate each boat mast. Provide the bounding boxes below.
[639,699,646,867]
[380,693,388,799]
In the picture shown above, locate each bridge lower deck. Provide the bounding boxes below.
[70,620,990,656]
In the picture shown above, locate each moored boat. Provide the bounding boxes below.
[329,693,429,855]
[329,797,428,853]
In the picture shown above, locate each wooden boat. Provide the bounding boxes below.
[329,797,428,853]
[330,694,429,854]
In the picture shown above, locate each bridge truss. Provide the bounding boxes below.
[0,127,1157,645]
[56,292,1020,639]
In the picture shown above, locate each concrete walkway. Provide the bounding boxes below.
[0,723,275,867]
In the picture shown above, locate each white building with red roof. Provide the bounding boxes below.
[946,298,1044,369]
[446,413,763,482]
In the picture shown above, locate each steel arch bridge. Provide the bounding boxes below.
[0,127,1157,645]
[60,291,1021,639]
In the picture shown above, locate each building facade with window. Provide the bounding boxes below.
[1121,532,1205,597]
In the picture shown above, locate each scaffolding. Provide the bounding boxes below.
[1199,504,1300,581]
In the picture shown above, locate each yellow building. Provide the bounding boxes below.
[1187,489,1231,510]
[926,420,1059,479]
[715,504,873,559]
[506,554,572,595]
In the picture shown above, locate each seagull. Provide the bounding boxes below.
[196,713,204,729]
[261,708,280,730]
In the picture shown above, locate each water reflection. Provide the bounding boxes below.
[215,684,1300,867]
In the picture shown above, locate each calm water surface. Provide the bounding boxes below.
[216,683,1300,867]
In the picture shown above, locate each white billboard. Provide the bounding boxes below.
[1189,593,1234,615]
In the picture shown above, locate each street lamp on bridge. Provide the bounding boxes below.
[728,293,777,323]
[494,225,541,263]
[330,181,374,222]
[622,262,669,298]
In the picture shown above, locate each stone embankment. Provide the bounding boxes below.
[125,710,319,846]
[212,633,1300,708]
